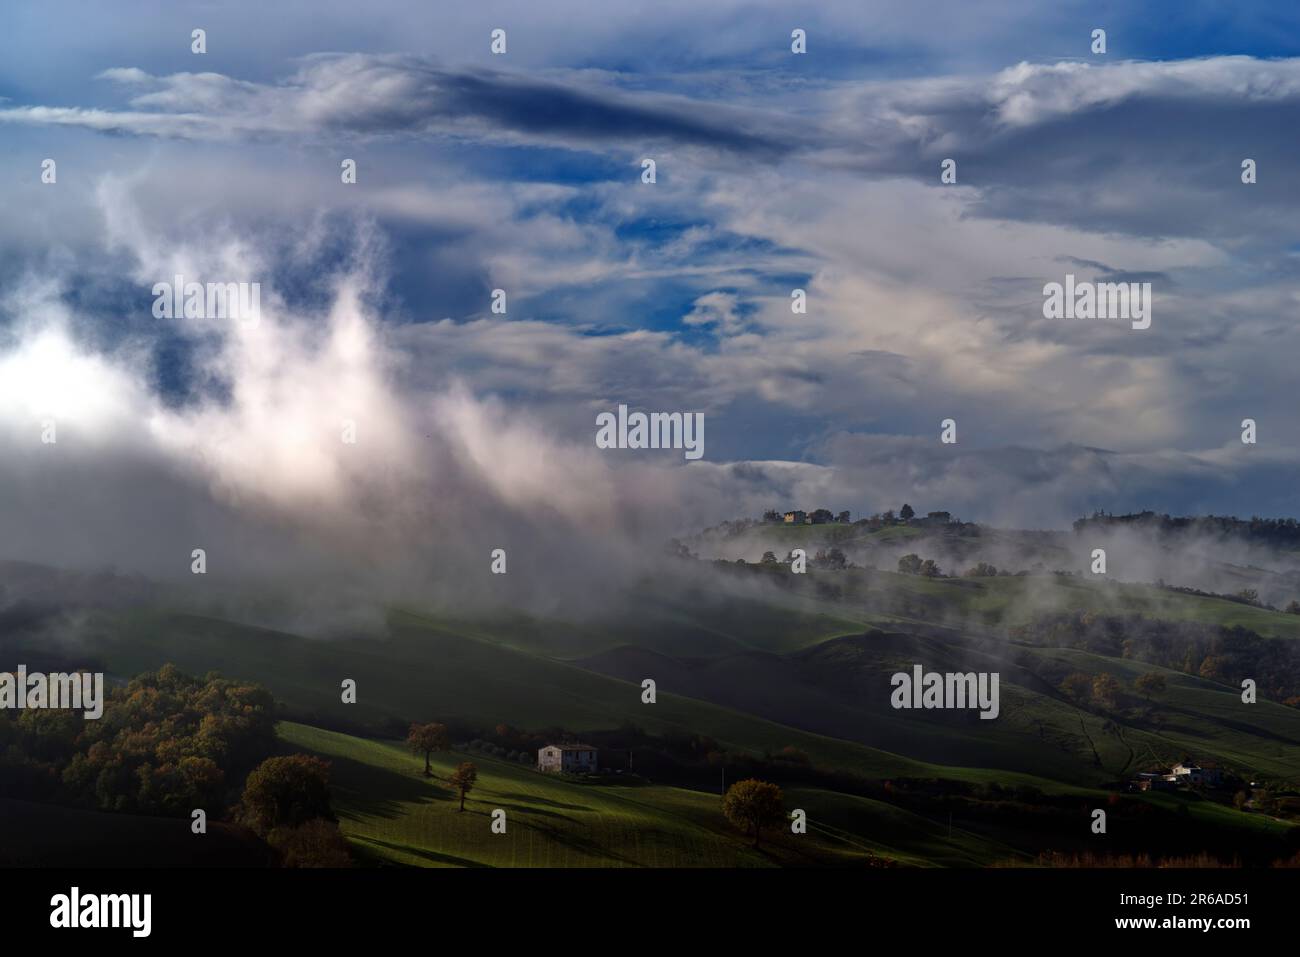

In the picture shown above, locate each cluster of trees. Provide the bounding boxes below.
[1017,613,1300,707]
[238,754,351,867]
[1058,670,1166,709]
[0,664,276,814]
[757,547,849,569]
[407,722,480,810]
[0,663,352,866]
[1073,510,1300,549]
[760,509,851,523]
[897,553,943,577]
[1158,581,1277,610]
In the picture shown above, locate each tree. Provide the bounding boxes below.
[900,504,915,521]
[449,761,478,811]
[722,778,784,848]
[1134,672,1166,700]
[760,551,778,564]
[1287,600,1300,615]
[1092,673,1121,708]
[407,722,450,776]
[814,547,847,570]
[919,558,942,578]
[1060,672,1092,702]
[1233,790,1249,811]
[269,819,353,868]
[1199,656,1227,681]
[897,553,922,575]
[240,754,334,836]
[964,562,998,577]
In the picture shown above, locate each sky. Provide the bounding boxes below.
[0,0,1298,607]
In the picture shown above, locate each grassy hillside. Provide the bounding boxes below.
[55,568,1300,794]
[579,628,1300,788]
[280,722,1292,868]
[83,607,1087,792]
[278,722,1019,867]
[742,564,1300,640]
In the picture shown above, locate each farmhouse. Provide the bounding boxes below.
[783,510,807,524]
[1172,763,1223,787]
[1134,772,1178,792]
[1131,761,1225,791]
[915,511,952,527]
[537,743,598,773]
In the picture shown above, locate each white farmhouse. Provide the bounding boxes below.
[538,743,599,773]
[1171,763,1223,786]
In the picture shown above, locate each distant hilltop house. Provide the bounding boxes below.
[1134,772,1178,792]
[914,511,952,527]
[1172,763,1222,787]
[1132,761,1224,791]
[537,743,598,774]
[779,509,850,525]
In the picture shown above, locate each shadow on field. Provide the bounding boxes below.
[354,836,493,868]
[450,805,640,866]
[494,792,595,812]
[474,800,580,824]
[321,754,453,822]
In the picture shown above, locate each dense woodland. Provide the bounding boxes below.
[0,664,277,812]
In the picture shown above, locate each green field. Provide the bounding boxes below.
[8,539,1299,868]
[277,722,1020,867]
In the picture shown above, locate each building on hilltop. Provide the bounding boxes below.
[1172,763,1222,787]
[538,743,598,773]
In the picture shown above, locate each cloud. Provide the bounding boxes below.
[2,54,801,159]
[0,188,716,628]
[3,27,1300,606]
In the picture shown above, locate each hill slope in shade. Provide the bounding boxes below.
[277,722,1019,867]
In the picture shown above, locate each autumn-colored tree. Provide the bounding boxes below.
[407,722,450,776]
[1134,672,1166,700]
[1060,672,1092,702]
[269,818,353,868]
[723,778,784,848]
[449,761,478,811]
[1,665,275,815]
[1199,656,1227,681]
[1092,673,1121,708]
[240,754,334,836]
